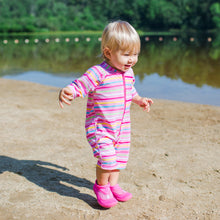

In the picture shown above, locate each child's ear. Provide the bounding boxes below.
[103,47,111,60]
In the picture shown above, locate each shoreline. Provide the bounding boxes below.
[0,78,219,220]
[2,74,220,107]
[0,29,218,37]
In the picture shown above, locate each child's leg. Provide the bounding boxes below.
[96,166,111,185]
[96,167,120,186]
[94,167,118,208]
[109,169,120,186]
[109,170,132,202]
[95,167,132,204]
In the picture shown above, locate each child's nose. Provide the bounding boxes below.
[128,56,133,62]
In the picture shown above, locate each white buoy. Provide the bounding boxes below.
[98,37,102,41]
[86,37,90,42]
[65,38,70,42]
[190,37,194,42]
[45,38,50,43]
[25,39,29,44]
[159,37,163,42]
[14,39,19,44]
[34,39,39,43]
[75,37,79,42]
[55,38,60,43]
[173,37,177,41]
[145,37,150,41]
[3,40,8,44]
[207,37,212,42]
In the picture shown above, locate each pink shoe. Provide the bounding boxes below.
[93,181,118,208]
[110,184,132,202]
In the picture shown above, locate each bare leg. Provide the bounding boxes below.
[96,166,111,185]
[96,167,120,186]
[109,169,120,186]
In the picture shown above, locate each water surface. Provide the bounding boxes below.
[1,35,220,106]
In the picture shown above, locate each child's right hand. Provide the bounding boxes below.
[59,87,74,108]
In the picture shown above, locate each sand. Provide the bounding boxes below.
[0,78,219,220]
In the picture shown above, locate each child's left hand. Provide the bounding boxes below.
[138,97,154,112]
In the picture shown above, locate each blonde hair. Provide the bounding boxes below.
[101,20,140,60]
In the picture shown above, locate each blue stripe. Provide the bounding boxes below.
[89,67,101,81]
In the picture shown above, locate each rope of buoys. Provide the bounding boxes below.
[1,36,214,45]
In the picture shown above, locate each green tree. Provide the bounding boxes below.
[210,2,220,29]
[0,0,219,32]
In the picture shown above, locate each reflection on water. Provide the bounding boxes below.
[0,34,220,105]
[138,36,220,88]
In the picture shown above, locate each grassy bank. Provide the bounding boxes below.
[0,30,211,37]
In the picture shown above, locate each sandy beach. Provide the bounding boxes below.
[0,78,219,220]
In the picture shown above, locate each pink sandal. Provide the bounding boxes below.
[93,181,118,208]
[110,184,132,202]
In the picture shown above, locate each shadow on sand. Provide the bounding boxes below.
[0,155,103,209]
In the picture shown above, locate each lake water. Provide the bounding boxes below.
[1,35,220,106]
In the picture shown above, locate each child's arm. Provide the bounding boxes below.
[59,87,74,108]
[132,94,153,112]
[58,66,105,108]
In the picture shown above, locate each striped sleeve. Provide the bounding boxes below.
[67,66,105,99]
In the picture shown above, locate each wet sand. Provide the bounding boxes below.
[0,78,219,220]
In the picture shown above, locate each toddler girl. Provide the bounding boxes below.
[59,20,153,208]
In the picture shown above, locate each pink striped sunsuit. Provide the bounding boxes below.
[67,61,138,170]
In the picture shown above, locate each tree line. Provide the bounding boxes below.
[0,0,219,33]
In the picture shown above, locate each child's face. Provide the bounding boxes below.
[107,49,139,72]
